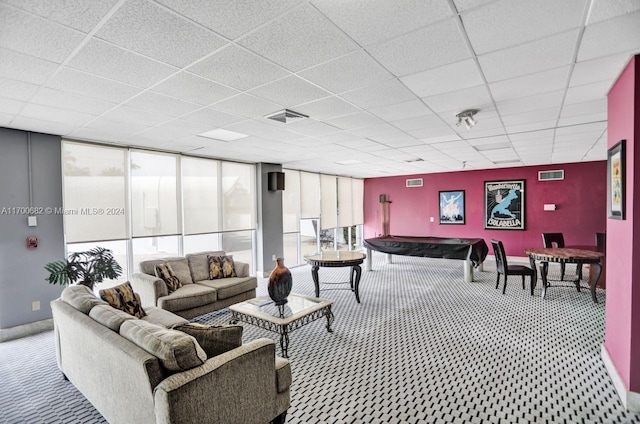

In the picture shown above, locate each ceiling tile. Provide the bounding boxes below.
[21,103,96,126]
[298,50,392,94]
[391,114,446,131]
[101,105,173,127]
[83,116,152,134]
[284,120,341,137]
[509,128,554,142]
[578,10,640,61]
[341,79,417,109]
[462,0,589,54]
[501,107,559,126]
[564,80,612,105]
[0,4,85,63]
[0,48,59,85]
[367,18,471,76]
[180,108,245,127]
[95,0,227,67]
[310,131,362,143]
[123,92,201,117]
[294,96,360,121]
[47,68,142,103]
[558,112,607,127]
[422,85,492,113]
[587,0,640,25]
[2,0,120,32]
[187,45,289,91]
[312,0,452,46]
[31,88,117,115]
[560,99,607,117]
[67,127,131,142]
[68,39,178,88]
[248,75,330,107]
[152,72,239,106]
[336,138,387,150]
[408,125,458,140]
[324,111,383,130]
[238,4,358,72]
[349,123,399,138]
[401,59,484,97]
[225,120,304,142]
[369,99,432,121]
[0,97,24,115]
[157,0,299,39]
[489,67,570,102]
[210,94,281,119]
[11,115,80,135]
[495,90,565,115]
[504,120,558,134]
[570,53,630,87]
[478,30,579,83]
[0,77,39,101]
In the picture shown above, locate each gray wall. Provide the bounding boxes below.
[0,128,65,329]
[256,163,284,277]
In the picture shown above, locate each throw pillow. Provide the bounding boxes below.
[172,323,243,358]
[120,320,206,372]
[155,263,182,293]
[99,282,146,319]
[207,255,237,279]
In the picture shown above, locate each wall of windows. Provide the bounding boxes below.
[62,141,256,289]
[282,169,364,267]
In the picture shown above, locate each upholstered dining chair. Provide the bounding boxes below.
[491,239,536,295]
[541,233,582,280]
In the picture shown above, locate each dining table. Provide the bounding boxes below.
[525,246,605,303]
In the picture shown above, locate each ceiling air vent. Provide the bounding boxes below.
[406,178,423,187]
[538,170,564,181]
[265,109,308,124]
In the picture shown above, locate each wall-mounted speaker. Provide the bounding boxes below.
[268,171,285,191]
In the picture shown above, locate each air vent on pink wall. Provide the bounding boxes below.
[538,170,564,181]
[406,178,423,187]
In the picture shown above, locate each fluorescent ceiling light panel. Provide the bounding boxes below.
[335,159,361,165]
[198,129,248,141]
[474,142,512,151]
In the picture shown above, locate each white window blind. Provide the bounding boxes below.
[352,178,364,225]
[300,171,320,218]
[320,174,337,230]
[283,169,300,233]
[62,141,128,243]
[337,177,353,227]
[131,151,179,237]
[221,162,256,231]
[182,157,219,235]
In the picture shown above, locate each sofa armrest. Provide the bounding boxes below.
[234,261,250,278]
[154,338,283,424]
[130,273,168,307]
[275,356,292,393]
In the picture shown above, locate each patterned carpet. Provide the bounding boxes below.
[1,252,639,424]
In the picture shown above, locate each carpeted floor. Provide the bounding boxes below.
[1,252,638,423]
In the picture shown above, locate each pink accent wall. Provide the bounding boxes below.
[364,161,606,258]
[604,55,640,393]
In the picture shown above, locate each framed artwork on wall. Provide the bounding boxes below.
[484,180,525,230]
[607,139,625,220]
[439,190,465,224]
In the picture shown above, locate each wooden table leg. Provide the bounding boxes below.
[590,262,602,304]
[540,261,549,299]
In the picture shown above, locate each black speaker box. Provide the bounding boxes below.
[268,171,285,191]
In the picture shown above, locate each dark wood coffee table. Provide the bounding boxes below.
[304,251,366,303]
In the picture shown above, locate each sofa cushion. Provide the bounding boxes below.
[61,284,108,314]
[186,251,226,282]
[99,282,146,319]
[155,263,182,293]
[195,276,257,300]
[143,306,189,328]
[89,304,136,331]
[165,258,193,285]
[120,320,206,372]
[209,255,237,278]
[157,284,218,312]
[173,323,243,358]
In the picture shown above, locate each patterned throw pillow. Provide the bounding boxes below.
[99,282,146,318]
[172,323,243,358]
[155,263,182,293]
[207,255,237,279]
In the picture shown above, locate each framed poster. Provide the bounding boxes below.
[484,180,525,230]
[608,139,625,220]
[439,190,465,224]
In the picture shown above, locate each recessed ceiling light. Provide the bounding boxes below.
[198,129,248,141]
[335,159,361,165]
[493,159,521,165]
[474,142,511,151]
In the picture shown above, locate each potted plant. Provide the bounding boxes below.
[45,247,123,290]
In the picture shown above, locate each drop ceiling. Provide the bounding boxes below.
[1,0,639,178]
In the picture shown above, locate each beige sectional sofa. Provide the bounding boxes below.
[51,285,291,424]
[131,251,257,319]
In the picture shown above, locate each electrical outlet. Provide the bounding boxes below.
[430,217,434,222]
[272,254,277,261]
[32,301,40,311]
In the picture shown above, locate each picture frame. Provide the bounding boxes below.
[439,190,465,224]
[607,139,625,220]
[484,180,525,230]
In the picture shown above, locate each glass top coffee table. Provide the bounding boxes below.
[229,293,334,358]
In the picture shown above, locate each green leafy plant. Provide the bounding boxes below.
[45,247,123,290]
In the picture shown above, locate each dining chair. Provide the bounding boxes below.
[491,239,535,295]
[541,233,582,280]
